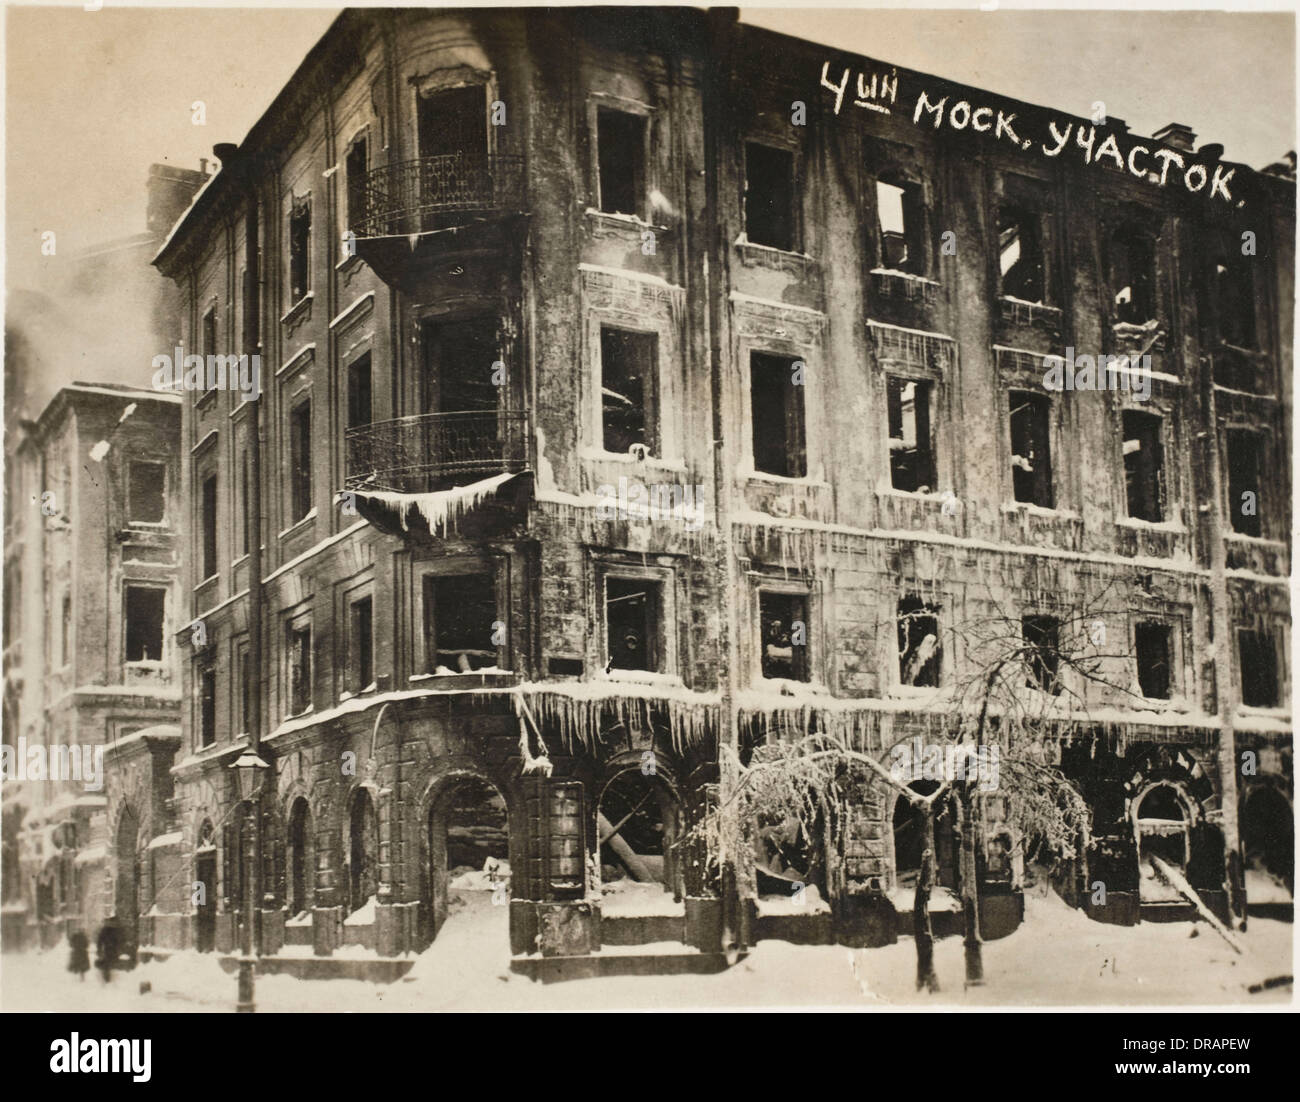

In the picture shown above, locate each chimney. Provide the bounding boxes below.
[146,163,207,238]
[213,143,239,172]
[1197,142,1225,162]
[1153,123,1197,152]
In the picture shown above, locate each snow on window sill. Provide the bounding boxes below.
[1115,516,1186,534]
[279,291,314,326]
[1001,501,1080,521]
[278,507,318,540]
[599,669,683,689]
[581,447,688,474]
[733,232,813,261]
[739,467,830,490]
[284,704,314,722]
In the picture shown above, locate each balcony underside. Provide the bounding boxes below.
[347,470,533,541]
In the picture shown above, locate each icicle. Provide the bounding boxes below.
[354,471,518,537]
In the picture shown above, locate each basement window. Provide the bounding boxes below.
[1226,430,1262,537]
[345,136,368,235]
[287,624,312,716]
[349,596,374,693]
[600,327,658,456]
[759,591,810,682]
[1023,615,1061,694]
[129,461,166,524]
[201,473,218,580]
[887,377,934,492]
[288,400,312,524]
[876,178,925,274]
[605,576,662,673]
[750,351,806,479]
[1122,410,1165,523]
[423,573,497,673]
[998,204,1046,303]
[596,108,646,218]
[1110,227,1157,325]
[289,198,311,303]
[745,142,795,251]
[124,587,165,663]
[1238,629,1279,708]
[1135,621,1173,700]
[1009,390,1053,508]
[199,667,216,748]
[897,597,941,687]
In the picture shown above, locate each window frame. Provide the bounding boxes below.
[596,560,678,679]
[127,460,168,527]
[123,583,167,667]
[743,138,800,253]
[587,94,654,223]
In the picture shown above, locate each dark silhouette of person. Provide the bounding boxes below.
[67,930,90,980]
[95,917,121,983]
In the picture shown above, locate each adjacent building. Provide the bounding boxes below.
[145,7,1292,970]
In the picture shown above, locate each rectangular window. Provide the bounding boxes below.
[759,591,809,682]
[887,377,935,492]
[750,351,806,479]
[600,327,658,456]
[605,576,662,673]
[898,596,941,687]
[242,205,259,354]
[124,587,165,663]
[199,667,216,748]
[876,179,925,274]
[1023,615,1061,694]
[289,199,311,303]
[745,142,795,251]
[998,204,1045,303]
[1215,257,1257,350]
[349,596,374,693]
[60,594,71,668]
[128,461,166,524]
[287,624,312,716]
[239,648,252,735]
[240,452,251,556]
[1110,227,1156,325]
[1122,410,1164,522]
[347,353,372,432]
[1135,621,1173,700]
[289,401,312,523]
[1238,629,1278,707]
[1226,430,1262,537]
[345,137,368,234]
[202,307,217,357]
[201,473,218,580]
[1009,390,1053,508]
[423,573,497,673]
[596,108,645,218]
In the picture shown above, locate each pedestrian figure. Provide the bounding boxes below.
[95,916,121,983]
[67,930,90,980]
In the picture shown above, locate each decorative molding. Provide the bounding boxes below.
[579,264,682,321]
[869,320,956,374]
[731,293,827,346]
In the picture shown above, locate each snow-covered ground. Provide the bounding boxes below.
[2,887,1291,1011]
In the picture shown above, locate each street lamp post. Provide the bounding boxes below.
[231,749,270,1013]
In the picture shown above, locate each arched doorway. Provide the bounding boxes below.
[1242,786,1294,900]
[598,768,683,908]
[348,788,379,916]
[1134,783,1191,903]
[287,798,315,918]
[425,775,509,941]
[891,780,958,892]
[194,819,217,953]
[114,806,141,956]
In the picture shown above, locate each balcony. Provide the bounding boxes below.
[345,410,530,494]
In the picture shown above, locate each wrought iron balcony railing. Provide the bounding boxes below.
[352,153,526,238]
[345,410,529,493]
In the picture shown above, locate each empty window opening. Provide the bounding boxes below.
[1238,629,1279,708]
[129,461,166,524]
[892,780,958,890]
[759,591,810,682]
[750,351,806,479]
[423,573,497,674]
[1122,410,1165,522]
[345,137,368,234]
[605,576,663,673]
[199,667,216,748]
[422,315,499,416]
[202,307,217,357]
[598,770,681,900]
[1009,391,1053,508]
[1023,614,1061,694]
[1136,786,1190,885]
[745,142,795,251]
[1226,430,1262,537]
[348,353,372,432]
[287,624,312,716]
[998,204,1045,303]
[287,798,315,919]
[596,107,646,218]
[876,178,925,274]
[124,587,165,663]
[289,400,312,523]
[239,649,252,735]
[1111,228,1157,324]
[1215,256,1257,350]
[349,788,379,915]
[350,596,374,692]
[1135,621,1173,700]
[898,596,941,687]
[201,473,218,580]
[887,377,935,492]
[601,327,658,456]
[426,777,510,938]
[289,199,310,303]
[418,85,487,161]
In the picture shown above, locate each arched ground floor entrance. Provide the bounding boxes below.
[1241,784,1293,916]
[422,774,510,945]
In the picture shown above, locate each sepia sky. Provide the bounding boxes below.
[5,1,1295,295]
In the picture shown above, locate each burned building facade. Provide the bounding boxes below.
[147,8,1292,970]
